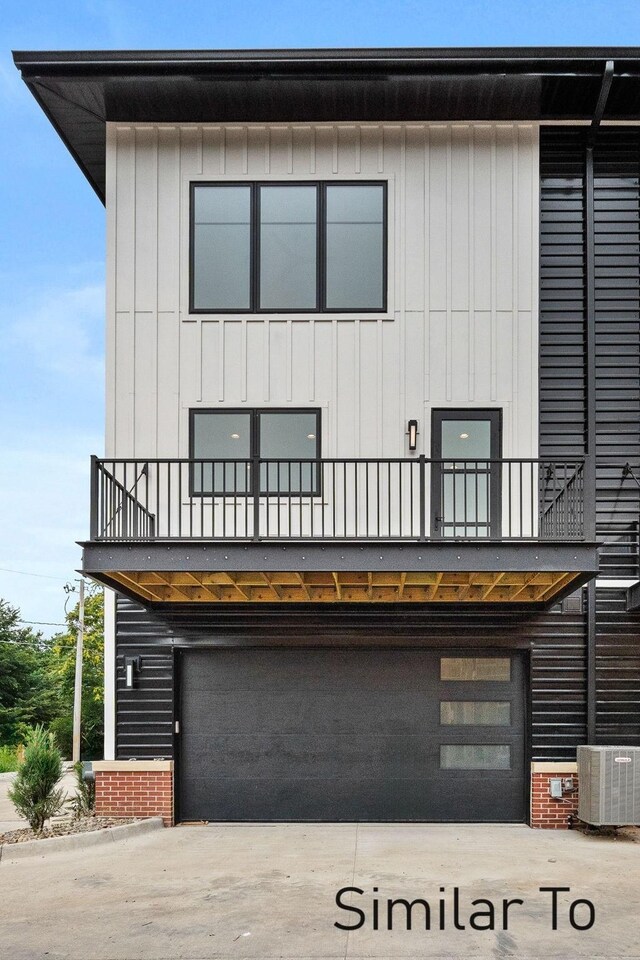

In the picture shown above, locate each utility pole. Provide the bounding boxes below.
[72,579,85,764]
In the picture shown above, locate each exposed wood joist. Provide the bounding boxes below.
[107,569,580,605]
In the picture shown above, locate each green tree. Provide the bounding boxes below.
[8,725,66,833]
[0,601,58,745]
[48,587,104,759]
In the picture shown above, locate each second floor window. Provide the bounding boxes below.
[190,182,386,313]
[190,408,321,495]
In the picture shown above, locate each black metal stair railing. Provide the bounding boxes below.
[90,455,588,543]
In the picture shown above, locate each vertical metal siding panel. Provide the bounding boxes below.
[201,321,222,403]
[336,323,357,457]
[134,312,158,456]
[403,311,425,450]
[245,320,265,404]
[450,312,471,401]
[222,126,246,174]
[404,125,426,312]
[105,123,117,457]
[337,126,358,173]
[291,126,312,175]
[539,127,587,460]
[291,321,311,402]
[540,127,640,576]
[246,125,266,177]
[451,126,470,312]
[157,127,181,312]
[266,126,289,175]
[473,126,493,311]
[156,127,181,457]
[134,128,158,313]
[359,320,380,456]
[222,321,244,403]
[114,127,136,457]
[268,321,288,404]
[496,125,515,312]
[312,320,333,408]
[428,126,448,312]
[179,322,201,442]
[381,319,401,456]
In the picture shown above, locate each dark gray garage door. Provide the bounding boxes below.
[178,648,526,822]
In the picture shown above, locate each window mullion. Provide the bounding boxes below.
[252,185,259,312]
[318,183,326,311]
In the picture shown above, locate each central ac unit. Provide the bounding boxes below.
[577,745,640,826]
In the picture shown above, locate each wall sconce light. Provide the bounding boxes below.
[407,419,419,452]
[125,657,141,689]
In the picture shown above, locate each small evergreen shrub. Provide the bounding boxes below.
[8,725,66,833]
[0,745,18,772]
[68,761,95,819]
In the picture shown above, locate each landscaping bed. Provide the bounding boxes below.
[0,816,137,845]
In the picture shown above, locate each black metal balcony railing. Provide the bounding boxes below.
[90,456,589,543]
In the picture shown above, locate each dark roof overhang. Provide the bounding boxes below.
[12,46,640,202]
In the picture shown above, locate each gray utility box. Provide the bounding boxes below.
[577,746,640,826]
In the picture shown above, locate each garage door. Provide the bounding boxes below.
[178,648,526,822]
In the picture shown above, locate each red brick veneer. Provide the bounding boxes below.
[94,769,173,826]
[531,771,579,829]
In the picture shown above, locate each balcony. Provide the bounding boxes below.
[82,456,599,606]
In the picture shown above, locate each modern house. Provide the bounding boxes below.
[14,47,640,828]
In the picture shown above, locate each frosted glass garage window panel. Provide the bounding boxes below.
[440,701,511,725]
[325,185,385,310]
[193,186,251,310]
[259,412,319,494]
[191,412,251,494]
[440,745,511,770]
[259,187,318,310]
[440,658,511,681]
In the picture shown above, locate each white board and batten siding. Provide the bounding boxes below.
[105,122,539,461]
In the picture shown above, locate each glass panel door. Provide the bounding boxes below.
[431,410,501,538]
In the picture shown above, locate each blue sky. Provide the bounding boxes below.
[1,0,639,633]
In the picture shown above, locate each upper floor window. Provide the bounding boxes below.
[190,182,387,313]
[190,408,321,496]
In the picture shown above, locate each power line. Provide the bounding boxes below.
[0,566,70,582]
[18,619,67,627]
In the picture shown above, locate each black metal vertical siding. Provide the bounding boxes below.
[540,128,586,458]
[540,126,640,577]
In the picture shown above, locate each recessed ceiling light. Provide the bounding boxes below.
[459,433,469,440]
[230,433,240,439]
[307,433,316,439]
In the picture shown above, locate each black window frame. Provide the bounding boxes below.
[189,407,322,498]
[430,408,503,539]
[189,181,388,315]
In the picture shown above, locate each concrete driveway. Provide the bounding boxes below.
[0,822,639,960]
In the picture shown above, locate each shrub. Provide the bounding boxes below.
[0,745,18,773]
[8,725,66,833]
[67,761,95,819]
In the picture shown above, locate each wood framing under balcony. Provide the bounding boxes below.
[82,456,599,607]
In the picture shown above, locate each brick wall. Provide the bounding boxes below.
[531,771,579,829]
[94,769,173,826]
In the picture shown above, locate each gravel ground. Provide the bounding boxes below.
[0,816,138,845]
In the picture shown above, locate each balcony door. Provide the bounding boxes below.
[431,409,502,539]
